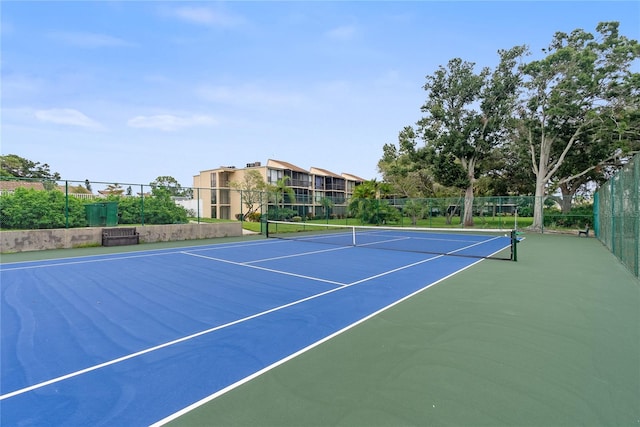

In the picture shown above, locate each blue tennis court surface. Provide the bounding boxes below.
[1,235,512,426]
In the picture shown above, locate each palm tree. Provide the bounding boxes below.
[269,176,296,220]
[349,179,395,225]
[319,196,334,220]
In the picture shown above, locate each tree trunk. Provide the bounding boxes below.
[462,158,475,227]
[532,176,546,232]
[530,134,551,232]
[463,184,474,227]
[559,184,575,214]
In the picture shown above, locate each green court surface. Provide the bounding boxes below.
[166,233,640,426]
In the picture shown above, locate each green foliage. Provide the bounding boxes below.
[348,179,399,225]
[402,199,427,225]
[0,154,61,181]
[245,211,262,222]
[349,198,400,225]
[143,190,189,224]
[543,205,593,228]
[230,170,267,218]
[0,187,189,229]
[379,127,438,198]
[0,188,86,229]
[268,176,296,208]
[150,175,192,198]
[267,207,297,221]
[115,196,143,224]
[115,190,188,225]
[430,151,469,189]
[520,22,639,229]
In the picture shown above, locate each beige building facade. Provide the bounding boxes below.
[192,159,365,220]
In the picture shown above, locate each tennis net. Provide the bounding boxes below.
[266,220,519,261]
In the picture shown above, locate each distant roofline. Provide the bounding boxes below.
[341,172,366,182]
[197,160,366,182]
[310,166,342,179]
[267,159,307,173]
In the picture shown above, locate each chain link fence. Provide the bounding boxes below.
[1,177,594,235]
[595,154,640,278]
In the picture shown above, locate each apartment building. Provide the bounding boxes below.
[192,159,365,220]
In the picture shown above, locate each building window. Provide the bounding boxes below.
[220,189,230,204]
[210,173,217,188]
[268,169,283,184]
[220,172,231,187]
[220,206,230,220]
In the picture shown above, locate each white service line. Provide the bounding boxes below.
[0,239,287,272]
[0,249,442,401]
[181,251,347,287]
[242,245,352,264]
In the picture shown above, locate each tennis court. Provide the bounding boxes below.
[1,227,517,426]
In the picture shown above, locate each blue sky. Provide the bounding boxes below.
[2,1,639,189]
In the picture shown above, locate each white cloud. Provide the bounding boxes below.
[49,31,134,48]
[127,114,217,132]
[167,6,245,28]
[325,25,358,41]
[34,108,104,129]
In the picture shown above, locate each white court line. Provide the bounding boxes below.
[243,245,352,264]
[0,249,442,401]
[358,236,411,247]
[0,252,179,272]
[0,239,288,272]
[181,252,347,287]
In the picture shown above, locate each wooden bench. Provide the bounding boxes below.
[102,227,140,246]
[578,226,589,237]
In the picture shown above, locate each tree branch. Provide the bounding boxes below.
[556,149,640,186]
[528,129,539,175]
[544,116,597,182]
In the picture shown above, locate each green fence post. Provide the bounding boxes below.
[610,178,615,257]
[140,185,145,226]
[636,156,639,278]
[593,192,600,238]
[65,180,69,229]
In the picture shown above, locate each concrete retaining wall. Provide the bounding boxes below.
[1,222,243,253]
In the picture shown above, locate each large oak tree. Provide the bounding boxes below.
[416,46,526,226]
[519,22,639,229]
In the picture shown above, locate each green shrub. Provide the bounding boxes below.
[0,188,87,229]
[245,212,262,222]
[544,205,593,228]
[268,208,296,221]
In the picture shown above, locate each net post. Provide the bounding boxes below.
[352,226,356,246]
[511,229,518,262]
